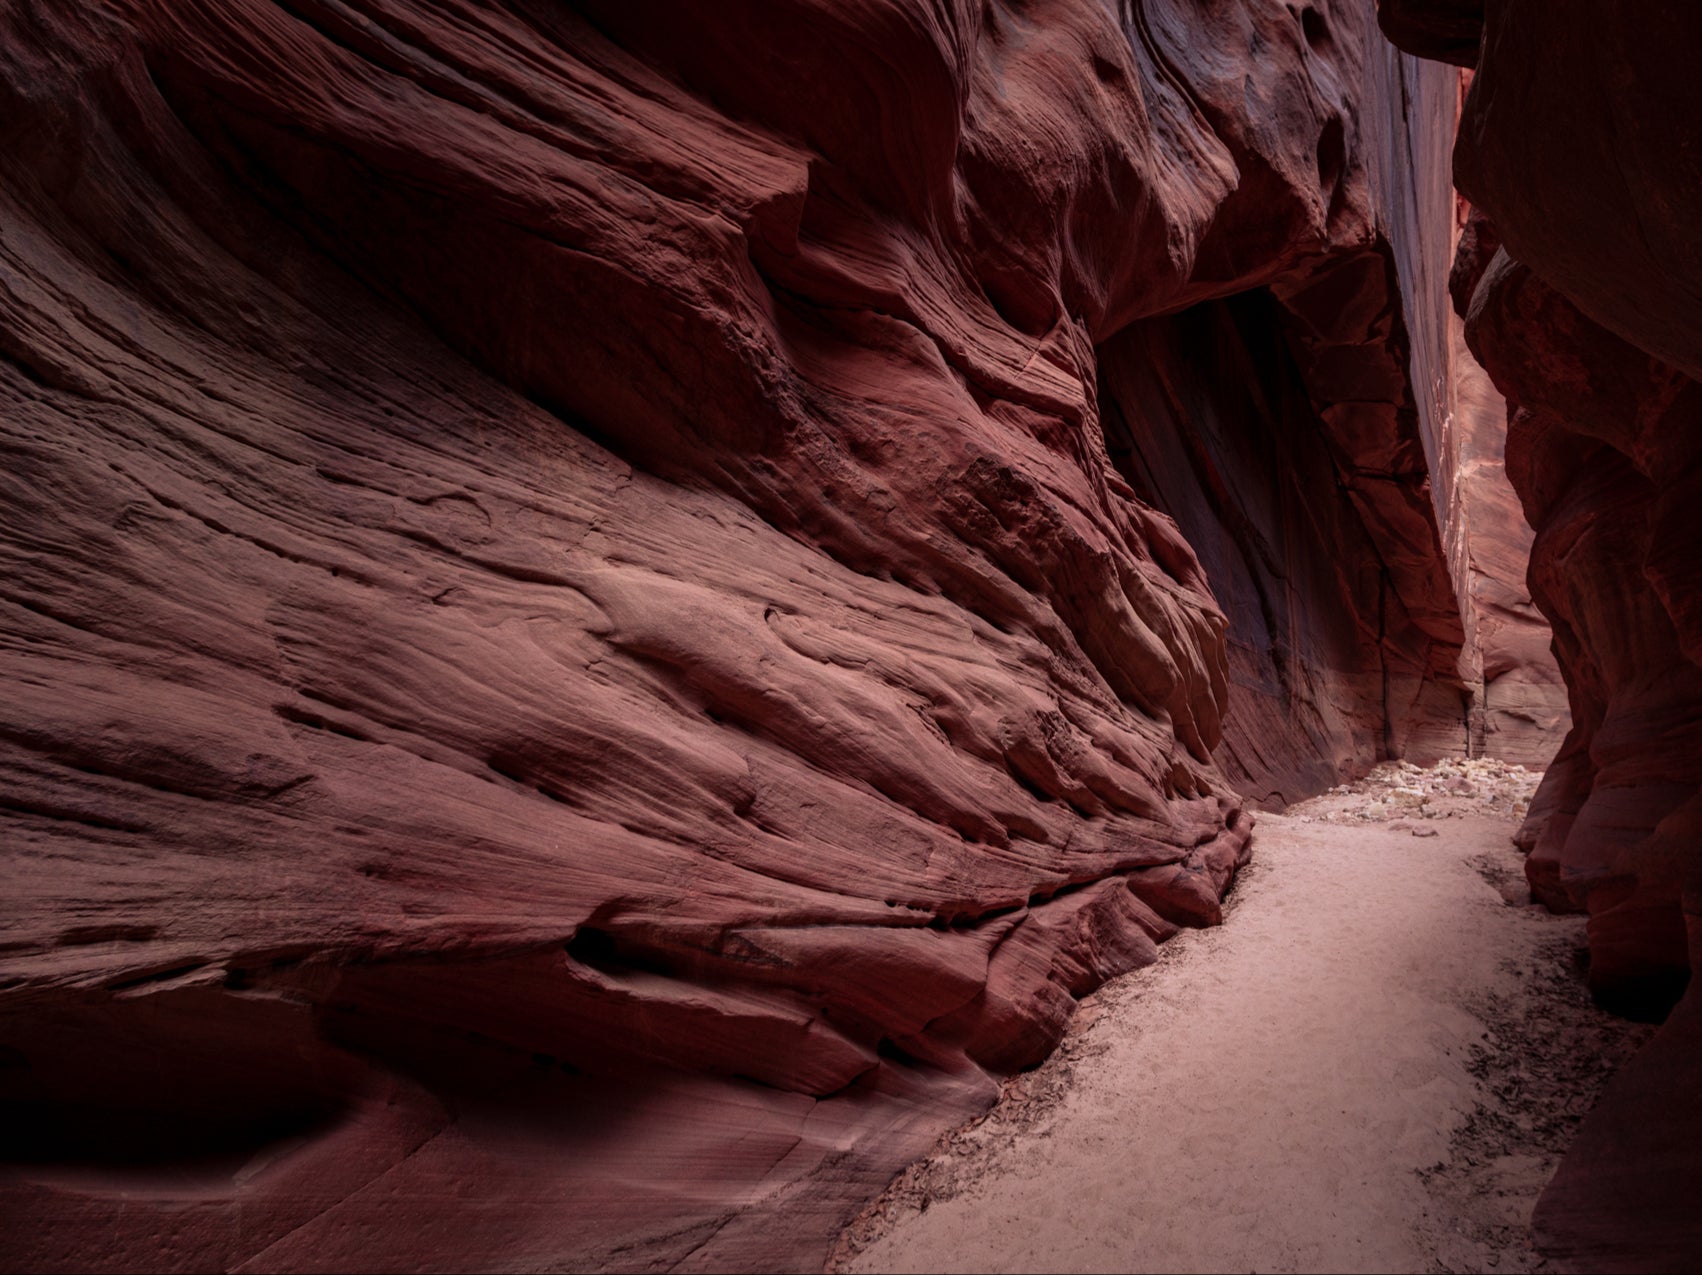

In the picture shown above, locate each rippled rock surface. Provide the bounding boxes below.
[1,3,1478,1269]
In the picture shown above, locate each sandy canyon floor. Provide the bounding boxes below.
[832,761,1652,1275]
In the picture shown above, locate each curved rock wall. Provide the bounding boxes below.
[1098,276,1463,805]
[2,2,1466,1270]
[1385,3,1702,1268]
[1422,185,1569,771]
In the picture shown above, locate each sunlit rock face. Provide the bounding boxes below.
[2,2,1467,1269]
[1386,3,1702,1270]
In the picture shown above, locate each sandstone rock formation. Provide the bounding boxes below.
[1442,201,1567,769]
[1,2,1492,1270]
[1385,3,1702,1268]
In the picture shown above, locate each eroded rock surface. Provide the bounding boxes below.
[1431,192,1568,770]
[1,2,1474,1270]
[1386,5,1702,1269]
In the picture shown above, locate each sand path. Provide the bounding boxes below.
[835,763,1649,1275]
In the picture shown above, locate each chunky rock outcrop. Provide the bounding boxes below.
[1385,3,1702,1269]
[2,2,1473,1270]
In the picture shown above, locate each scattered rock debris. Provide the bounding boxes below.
[1414,932,1656,1273]
[1294,758,1543,827]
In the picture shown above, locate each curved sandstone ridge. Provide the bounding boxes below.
[1,3,1475,1270]
[1387,3,1702,1269]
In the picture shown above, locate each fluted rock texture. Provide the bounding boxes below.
[2,2,1487,1270]
[1385,2,1702,1269]
[1430,189,1567,771]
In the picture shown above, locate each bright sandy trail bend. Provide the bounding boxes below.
[837,763,1638,1275]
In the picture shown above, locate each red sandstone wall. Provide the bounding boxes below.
[1384,3,1702,1268]
[1442,195,1568,767]
[1446,304,1569,767]
[1,3,1465,1270]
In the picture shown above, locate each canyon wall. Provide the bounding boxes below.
[2,2,1484,1270]
[1444,281,1567,769]
[1384,3,1702,1269]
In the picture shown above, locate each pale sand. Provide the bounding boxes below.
[834,763,1651,1275]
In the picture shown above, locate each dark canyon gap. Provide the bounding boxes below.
[0,2,1573,1271]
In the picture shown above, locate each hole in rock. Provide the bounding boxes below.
[565,926,674,978]
[0,989,358,1180]
[1316,117,1345,197]
[1301,7,1329,49]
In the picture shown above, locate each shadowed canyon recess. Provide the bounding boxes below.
[1,0,1696,1271]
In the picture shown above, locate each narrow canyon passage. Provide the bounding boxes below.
[837,763,1643,1275]
[7,2,1702,1269]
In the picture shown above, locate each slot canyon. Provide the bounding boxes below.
[0,0,1694,1271]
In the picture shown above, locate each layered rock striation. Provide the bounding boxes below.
[1422,183,1568,773]
[1,2,1484,1270]
[1385,2,1702,1268]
